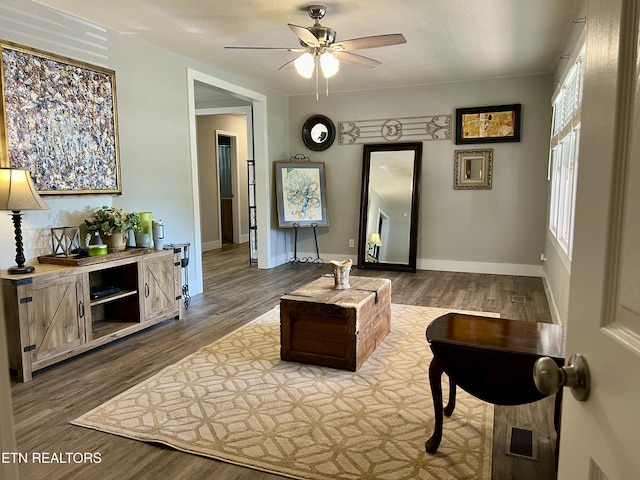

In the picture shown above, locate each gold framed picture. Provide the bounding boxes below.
[455,104,521,145]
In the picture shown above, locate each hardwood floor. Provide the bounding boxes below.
[9,244,557,479]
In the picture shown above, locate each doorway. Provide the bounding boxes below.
[216,133,235,245]
[218,135,233,244]
[187,69,271,296]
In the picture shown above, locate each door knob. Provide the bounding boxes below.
[533,353,591,401]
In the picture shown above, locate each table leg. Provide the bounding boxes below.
[444,376,456,417]
[426,355,445,453]
[553,388,563,433]
[553,389,563,472]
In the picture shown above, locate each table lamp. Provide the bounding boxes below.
[369,233,382,247]
[368,232,382,259]
[0,168,49,274]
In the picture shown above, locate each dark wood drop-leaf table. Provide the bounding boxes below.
[425,313,566,454]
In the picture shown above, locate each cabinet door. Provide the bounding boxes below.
[142,255,179,322]
[25,275,85,364]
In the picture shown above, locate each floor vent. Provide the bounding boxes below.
[505,426,538,461]
[511,295,528,304]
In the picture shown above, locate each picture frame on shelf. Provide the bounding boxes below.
[274,160,329,228]
[0,41,121,194]
[455,104,521,144]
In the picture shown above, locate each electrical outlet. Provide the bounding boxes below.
[349,239,355,248]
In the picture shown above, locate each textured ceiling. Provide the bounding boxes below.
[34,0,583,97]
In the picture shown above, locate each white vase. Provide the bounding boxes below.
[330,259,353,289]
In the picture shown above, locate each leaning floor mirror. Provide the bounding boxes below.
[357,142,422,272]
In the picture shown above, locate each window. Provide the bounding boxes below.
[548,44,585,258]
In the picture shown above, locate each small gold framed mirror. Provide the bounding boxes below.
[454,149,493,190]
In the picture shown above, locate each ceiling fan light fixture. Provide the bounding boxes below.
[226,5,407,100]
[295,52,315,78]
[320,51,339,78]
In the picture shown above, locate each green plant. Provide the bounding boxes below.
[85,206,141,236]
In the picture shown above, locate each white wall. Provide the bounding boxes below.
[288,75,553,276]
[0,0,290,292]
[542,1,587,324]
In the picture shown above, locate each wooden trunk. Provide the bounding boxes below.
[280,276,391,371]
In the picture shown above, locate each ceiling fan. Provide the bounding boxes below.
[225,4,406,98]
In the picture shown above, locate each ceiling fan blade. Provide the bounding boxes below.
[225,46,305,52]
[278,58,297,71]
[288,23,320,47]
[332,33,406,51]
[336,51,381,68]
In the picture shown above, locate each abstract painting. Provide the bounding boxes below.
[0,41,120,194]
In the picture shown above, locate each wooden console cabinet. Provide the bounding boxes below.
[1,248,182,381]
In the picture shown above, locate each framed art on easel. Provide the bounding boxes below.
[274,160,329,228]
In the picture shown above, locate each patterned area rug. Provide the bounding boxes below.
[73,304,497,480]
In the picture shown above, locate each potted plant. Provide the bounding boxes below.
[85,206,141,252]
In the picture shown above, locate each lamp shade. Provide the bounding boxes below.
[294,52,315,79]
[0,168,49,211]
[320,52,339,78]
[369,232,382,246]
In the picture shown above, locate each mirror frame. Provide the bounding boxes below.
[357,142,422,272]
[302,114,336,151]
[454,148,493,190]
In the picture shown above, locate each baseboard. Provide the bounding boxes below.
[282,253,544,278]
[273,250,294,266]
[418,258,544,277]
[203,238,250,252]
[202,240,221,252]
[541,274,563,325]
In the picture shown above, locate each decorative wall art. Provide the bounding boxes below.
[454,149,493,190]
[302,115,336,151]
[455,104,521,144]
[274,160,328,228]
[338,115,451,144]
[0,41,121,194]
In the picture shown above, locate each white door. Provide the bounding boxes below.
[557,0,640,477]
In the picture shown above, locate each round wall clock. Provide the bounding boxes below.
[302,115,336,151]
